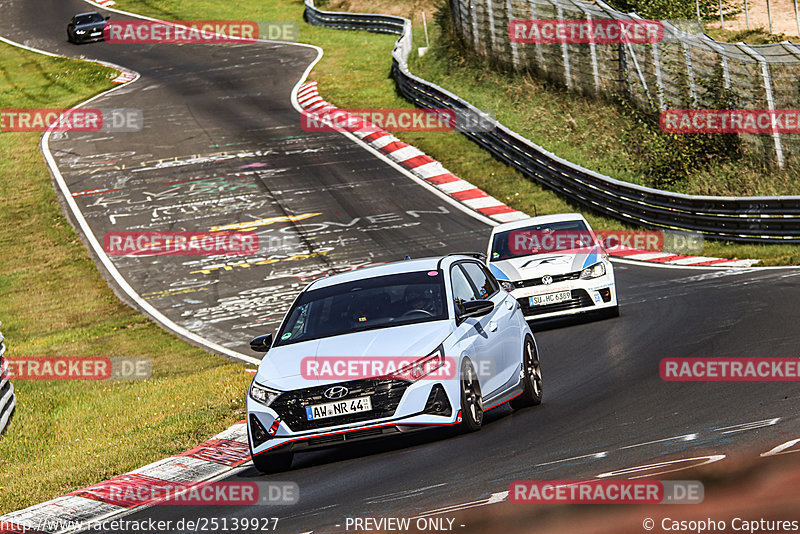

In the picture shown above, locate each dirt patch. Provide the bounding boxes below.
[324,0,437,26]
[708,0,800,36]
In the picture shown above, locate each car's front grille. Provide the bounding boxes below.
[518,289,594,316]
[514,271,580,288]
[270,379,411,432]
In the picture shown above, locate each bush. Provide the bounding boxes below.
[615,66,743,189]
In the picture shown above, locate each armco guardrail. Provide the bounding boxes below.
[304,0,800,244]
[0,322,16,436]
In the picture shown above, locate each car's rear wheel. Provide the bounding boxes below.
[511,336,542,409]
[459,358,483,432]
[250,449,293,474]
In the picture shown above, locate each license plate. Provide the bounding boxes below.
[305,396,372,420]
[529,290,572,306]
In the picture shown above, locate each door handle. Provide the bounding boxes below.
[506,299,514,310]
[489,321,498,332]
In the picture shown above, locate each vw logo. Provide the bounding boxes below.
[541,275,553,285]
[324,386,349,399]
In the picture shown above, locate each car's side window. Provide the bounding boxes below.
[461,262,497,299]
[450,265,478,314]
[481,264,501,294]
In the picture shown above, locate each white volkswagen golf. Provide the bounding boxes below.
[486,214,618,321]
[246,254,541,473]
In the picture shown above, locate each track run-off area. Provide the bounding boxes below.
[2,0,800,532]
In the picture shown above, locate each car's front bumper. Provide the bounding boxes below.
[247,379,460,458]
[72,30,104,42]
[510,276,617,320]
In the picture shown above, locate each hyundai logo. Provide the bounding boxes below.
[541,275,553,285]
[324,386,349,399]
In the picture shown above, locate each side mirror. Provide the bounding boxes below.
[249,333,273,352]
[105,16,111,20]
[458,300,494,320]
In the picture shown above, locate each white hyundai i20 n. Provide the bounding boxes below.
[246,254,542,473]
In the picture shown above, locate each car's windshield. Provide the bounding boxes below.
[275,270,447,346]
[491,220,592,261]
[75,13,104,24]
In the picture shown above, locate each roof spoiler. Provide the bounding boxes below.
[436,252,487,269]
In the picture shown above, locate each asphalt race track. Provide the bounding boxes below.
[2,0,800,532]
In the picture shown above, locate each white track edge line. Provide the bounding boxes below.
[1,20,263,364]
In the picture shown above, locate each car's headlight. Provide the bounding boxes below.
[75,29,87,34]
[580,262,606,279]
[393,346,450,381]
[249,381,281,406]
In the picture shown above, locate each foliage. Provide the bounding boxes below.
[607,0,740,22]
[615,65,743,188]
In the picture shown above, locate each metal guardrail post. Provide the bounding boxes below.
[527,0,546,70]
[795,0,800,36]
[744,0,750,30]
[554,2,573,90]
[701,34,732,89]
[738,42,785,169]
[632,13,667,110]
[651,41,666,110]
[766,0,774,34]
[682,42,699,107]
[471,0,481,53]
[565,0,601,94]
[487,0,497,54]
[506,0,521,69]
[450,0,462,43]
[595,2,651,105]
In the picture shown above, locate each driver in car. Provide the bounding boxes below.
[404,286,438,316]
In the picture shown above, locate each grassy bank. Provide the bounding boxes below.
[0,42,251,513]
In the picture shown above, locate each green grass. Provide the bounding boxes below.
[0,42,252,513]
[706,26,797,44]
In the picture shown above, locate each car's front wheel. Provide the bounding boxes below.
[511,336,542,409]
[250,449,293,474]
[459,358,483,432]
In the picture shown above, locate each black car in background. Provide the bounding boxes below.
[67,12,109,44]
